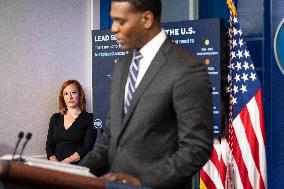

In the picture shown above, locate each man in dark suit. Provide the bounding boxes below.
[80,0,213,188]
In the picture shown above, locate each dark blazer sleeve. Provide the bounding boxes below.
[79,114,111,175]
[45,113,58,159]
[76,113,97,158]
[141,54,213,188]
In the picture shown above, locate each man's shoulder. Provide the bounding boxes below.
[170,42,197,58]
[163,44,199,67]
[160,38,197,58]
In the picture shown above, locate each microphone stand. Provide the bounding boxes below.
[12,131,24,160]
[16,132,32,162]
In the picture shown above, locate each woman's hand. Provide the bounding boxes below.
[61,152,80,164]
[49,155,58,162]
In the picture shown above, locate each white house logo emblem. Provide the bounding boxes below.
[94,119,103,128]
[274,18,284,75]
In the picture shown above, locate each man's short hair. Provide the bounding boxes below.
[112,0,161,22]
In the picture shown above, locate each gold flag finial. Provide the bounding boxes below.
[226,0,237,17]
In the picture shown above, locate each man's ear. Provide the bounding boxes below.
[141,11,154,29]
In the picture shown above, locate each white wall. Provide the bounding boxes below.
[0,0,93,156]
[92,0,100,29]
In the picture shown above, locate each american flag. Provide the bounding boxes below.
[200,1,267,188]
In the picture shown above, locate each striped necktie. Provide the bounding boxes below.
[124,51,143,114]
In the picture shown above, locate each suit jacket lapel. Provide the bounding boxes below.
[121,39,173,130]
[111,53,132,132]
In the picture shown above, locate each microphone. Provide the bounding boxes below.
[12,131,24,160]
[17,132,32,162]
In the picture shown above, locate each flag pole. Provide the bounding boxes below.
[225,0,237,188]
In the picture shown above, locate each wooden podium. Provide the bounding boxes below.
[0,160,106,189]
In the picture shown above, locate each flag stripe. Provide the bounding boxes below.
[239,105,265,189]
[200,168,218,189]
[231,122,254,189]
[202,159,224,189]
[209,146,227,187]
[200,139,228,189]
[233,114,266,189]
[239,106,261,175]
[232,156,244,189]
[254,89,266,144]
[246,92,267,188]
[200,178,208,189]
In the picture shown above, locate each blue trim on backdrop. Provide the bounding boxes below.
[100,0,111,29]
[263,0,272,187]
[235,0,238,8]
[270,0,284,187]
[199,0,229,22]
